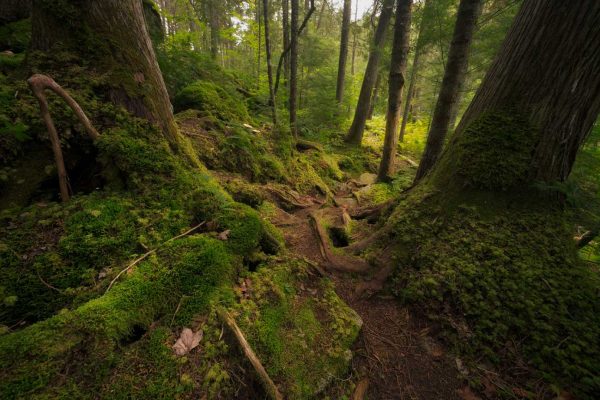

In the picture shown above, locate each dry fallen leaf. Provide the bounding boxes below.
[217,230,231,241]
[172,328,203,356]
[456,386,482,400]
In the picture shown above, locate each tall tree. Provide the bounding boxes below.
[282,0,290,81]
[335,0,352,103]
[377,0,412,182]
[290,0,299,138]
[414,0,483,182]
[350,0,359,75]
[263,0,278,124]
[31,0,179,144]
[207,0,220,60]
[398,0,431,142]
[447,0,600,184]
[0,0,31,24]
[345,0,395,145]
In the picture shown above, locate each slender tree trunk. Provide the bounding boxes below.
[351,0,358,76]
[290,0,299,139]
[303,0,310,36]
[263,0,278,124]
[378,0,412,182]
[208,0,220,61]
[282,0,290,82]
[336,0,352,103]
[447,0,600,184]
[257,0,262,88]
[316,0,328,31]
[345,0,394,145]
[31,0,179,144]
[414,0,483,182]
[367,70,382,120]
[399,0,430,142]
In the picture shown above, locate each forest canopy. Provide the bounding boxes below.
[0,0,599,399]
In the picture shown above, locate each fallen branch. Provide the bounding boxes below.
[106,221,206,293]
[351,378,369,400]
[576,227,600,248]
[217,308,283,400]
[28,74,100,202]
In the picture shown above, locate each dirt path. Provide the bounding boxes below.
[270,197,465,400]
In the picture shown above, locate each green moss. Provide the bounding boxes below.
[231,258,362,399]
[174,80,250,122]
[382,182,600,398]
[433,110,538,191]
[0,19,31,54]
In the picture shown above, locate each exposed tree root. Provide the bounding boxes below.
[28,74,100,202]
[266,185,319,209]
[345,226,391,255]
[349,199,395,221]
[309,211,371,273]
[217,308,284,400]
[351,377,370,400]
[295,138,324,152]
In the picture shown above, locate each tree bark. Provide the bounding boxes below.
[0,0,31,24]
[399,0,430,142]
[290,0,299,139]
[336,0,352,103]
[367,69,382,120]
[208,0,220,60]
[350,0,358,76]
[377,0,412,182]
[31,0,179,144]
[414,0,483,182]
[282,0,290,82]
[438,0,600,186]
[345,0,394,145]
[263,0,278,124]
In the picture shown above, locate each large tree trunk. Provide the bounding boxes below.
[31,0,179,144]
[345,0,394,145]
[289,0,299,139]
[335,0,352,103]
[414,0,482,182]
[0,0,31,24]
[208,0,220,61]
[377,0,412,182]
[449,0,600,183]
[430,0,600,190]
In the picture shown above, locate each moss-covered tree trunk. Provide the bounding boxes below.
[335,0,351,104]
[446,0,600,184]
[30,0,180,145]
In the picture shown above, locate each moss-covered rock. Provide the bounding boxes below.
[174,80,250,122]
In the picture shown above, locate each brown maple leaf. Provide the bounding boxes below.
[172,328,203,356]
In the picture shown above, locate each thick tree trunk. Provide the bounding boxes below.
[335,0,352,103]
[31,0,179,144]
[0,0,31,24]
[414,0,482,182]
[436,0,600,187]
[263,0,278,124]
[290,0,299,139]
[282,0,290,82]
[377,0,412,182]
[345,0,394,145]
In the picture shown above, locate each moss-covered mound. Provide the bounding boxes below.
[372,111,600,398]
[228,257,362,399]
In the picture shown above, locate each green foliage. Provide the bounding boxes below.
[0,19,31,54]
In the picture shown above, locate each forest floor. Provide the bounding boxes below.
[268,180,468,399]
